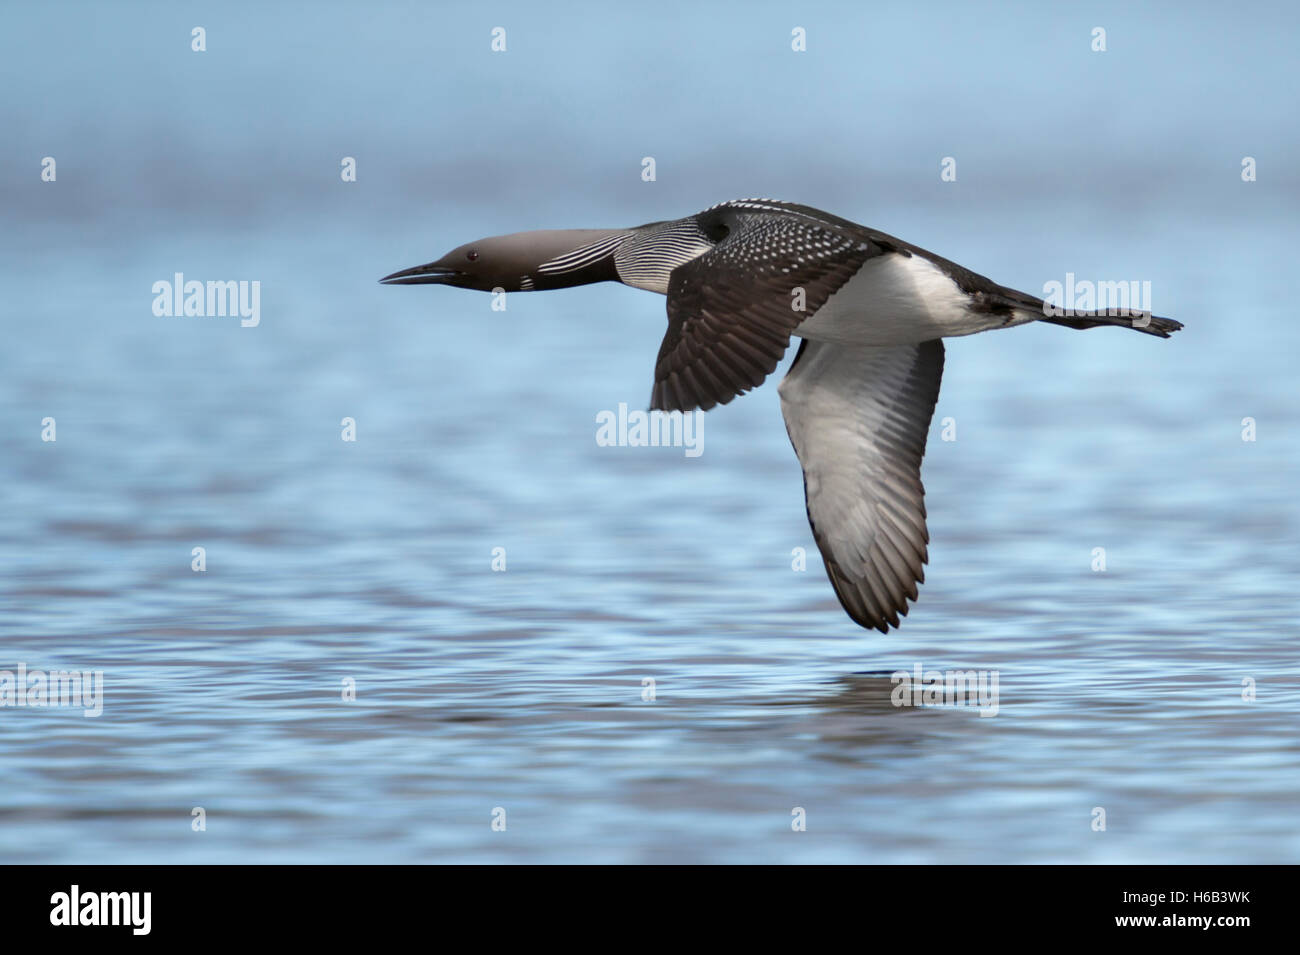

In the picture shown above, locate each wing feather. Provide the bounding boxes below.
[779,338,945,632]
[651,215,889,411]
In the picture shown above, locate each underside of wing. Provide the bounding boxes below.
[778,338,945,632]
[651,215,886,412]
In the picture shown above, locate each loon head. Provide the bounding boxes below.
[380,228,630,292]
[381,209,737,296]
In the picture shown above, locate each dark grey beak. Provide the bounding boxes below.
[378,262,462,285]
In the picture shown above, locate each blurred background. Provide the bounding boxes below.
[1,1,1296,863]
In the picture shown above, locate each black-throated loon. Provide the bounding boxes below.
[381,198,1182,633]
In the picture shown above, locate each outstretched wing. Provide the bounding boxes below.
[651,215,889,412]
[778,338,945,632]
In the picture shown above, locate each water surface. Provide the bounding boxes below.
[1,1,1297,864]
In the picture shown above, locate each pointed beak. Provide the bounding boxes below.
[378,262,462,285]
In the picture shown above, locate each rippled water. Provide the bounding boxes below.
[1,216,1296,864]
[3,0,1299,863]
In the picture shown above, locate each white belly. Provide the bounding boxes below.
[794,253,994,345]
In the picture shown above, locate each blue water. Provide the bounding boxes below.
[2,2,1298,863]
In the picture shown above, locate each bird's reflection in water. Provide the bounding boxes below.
[759,671,929,714]
[820,671,916,714]
[749,670,952,760]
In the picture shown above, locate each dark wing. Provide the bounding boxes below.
[651,217,889,412]
[778,338,945,632]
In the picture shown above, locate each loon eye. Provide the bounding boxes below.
[466,250,479,262]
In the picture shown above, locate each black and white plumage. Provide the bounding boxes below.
[382,199,1182,633]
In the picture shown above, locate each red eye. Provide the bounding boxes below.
[466,250,479,262]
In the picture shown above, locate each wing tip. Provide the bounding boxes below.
[650,372,731,413]
[823,558,919,634]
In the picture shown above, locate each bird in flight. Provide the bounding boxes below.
[381,199,1181,632]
